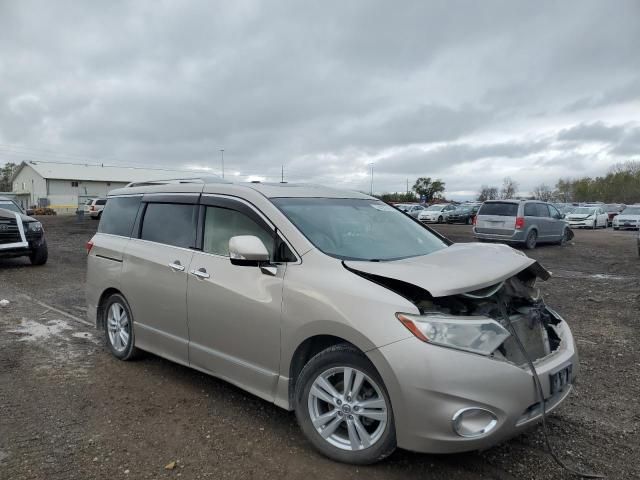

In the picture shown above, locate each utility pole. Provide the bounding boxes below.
[369,163,374,195]
[281,165,284,183]
[220,149,225,178]
[406,178,409,194]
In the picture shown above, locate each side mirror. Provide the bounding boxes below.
[26,209,35,216]
[229,235,270,264]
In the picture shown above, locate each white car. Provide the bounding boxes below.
[565,206,608,229]
[418,204,456,223]
[613,205,640,230]
[84,198,107,219]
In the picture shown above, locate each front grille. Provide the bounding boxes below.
[0,219,21,244]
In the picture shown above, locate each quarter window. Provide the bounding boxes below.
[140,203,197,248]
[98,196,142,237]
[203,206,274,258]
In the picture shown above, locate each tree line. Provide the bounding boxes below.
[478,161,640,204]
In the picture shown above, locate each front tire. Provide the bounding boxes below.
[295,344,396,465]
[103,294,140,361]
[437,215,443,223]
[29,240,48,265]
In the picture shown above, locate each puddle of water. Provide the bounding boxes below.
[9,318,73,341]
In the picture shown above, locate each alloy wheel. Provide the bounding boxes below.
[107,302,130,352]
[307,366,388,451]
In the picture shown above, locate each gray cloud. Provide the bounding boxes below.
[0,0,639,198]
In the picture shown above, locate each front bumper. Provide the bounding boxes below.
[419,216,441,223]
[368,318,577,453]
[568,219,594,228]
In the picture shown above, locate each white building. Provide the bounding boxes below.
[11,161,203,213]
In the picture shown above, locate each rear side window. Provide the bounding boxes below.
[478,202,518,216]
[140,203,198,248]
[203,206,274,257]
[96,199,107,206]
[98,196,141,237]
[524,203,537,216]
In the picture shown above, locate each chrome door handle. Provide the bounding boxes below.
[190,268,210,279]
[169,261,185,272]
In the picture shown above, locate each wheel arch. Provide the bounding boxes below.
[96,287,124,329]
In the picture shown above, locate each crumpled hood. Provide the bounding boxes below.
[344,242,550,297]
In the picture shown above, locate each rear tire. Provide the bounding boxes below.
[525,230,537,249]
[103,294,140,361]
[295,344,396,465]
[29,240,48,265]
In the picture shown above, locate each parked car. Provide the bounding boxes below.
[613,205,640,230]
[473,200,570,249]
[85,198,107,219]
[445,205,478,225]
[604,204,625,227]
[566,206,608,229]
[417,203,456,223]
[0,204,48,265]
[395,203,425,218]
[87,180,577,464]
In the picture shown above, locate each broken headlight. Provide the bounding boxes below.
[396,313,511,355]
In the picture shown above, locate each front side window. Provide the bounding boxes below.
[548,205,561,218]
[272,198,447,261]
[203,206,274,257]
[98,196,142,237]
[140,203,197,248]
[535,204,550,217]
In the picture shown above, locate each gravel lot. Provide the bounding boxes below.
[1,216,638,479]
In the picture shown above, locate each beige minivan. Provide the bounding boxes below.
[86,178,578,464]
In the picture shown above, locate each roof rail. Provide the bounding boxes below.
[125,176,231,188]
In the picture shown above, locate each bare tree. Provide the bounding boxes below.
[500,177,519,199]
[477,185,498,202]
[532,183,553,202]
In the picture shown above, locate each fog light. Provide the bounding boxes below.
[452,408,498,438]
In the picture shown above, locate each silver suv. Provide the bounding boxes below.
[473,200,570,249]
[87,179,577,464]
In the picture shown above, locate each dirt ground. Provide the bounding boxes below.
[1,216,638,480]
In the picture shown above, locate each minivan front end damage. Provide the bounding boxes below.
[345,251,578,453]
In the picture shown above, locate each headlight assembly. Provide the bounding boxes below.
[396,313,511,355]
[26,221,43,232]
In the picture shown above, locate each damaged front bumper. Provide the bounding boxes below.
[368,309,577,454]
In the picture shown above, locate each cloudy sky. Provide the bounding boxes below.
[1,1,639,199]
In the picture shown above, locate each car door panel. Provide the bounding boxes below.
[186,200,285,402]
[120,200,199,366]
[187,254,284,401]
[122,240,193,364]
